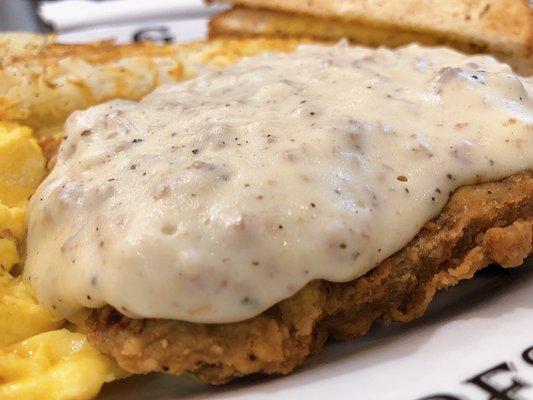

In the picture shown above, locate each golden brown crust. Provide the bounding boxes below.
[208,7,532,75]
[214,0,533,58]
[209,7,456,47]
[87,172,532,384]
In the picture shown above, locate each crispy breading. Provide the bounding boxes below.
[209,6,533,75]
[86,172,532,384]
[212,0,532,63]
[0,34,299,133]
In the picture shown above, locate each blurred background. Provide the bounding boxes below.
[0,0,225,42]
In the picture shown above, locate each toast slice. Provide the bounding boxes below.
[209,1,533,75]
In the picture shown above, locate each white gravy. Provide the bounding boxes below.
[25,43,532,323]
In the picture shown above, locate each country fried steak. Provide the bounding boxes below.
[86,171,532,384]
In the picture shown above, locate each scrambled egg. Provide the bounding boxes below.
[0,122,45,271]
[0,268,62,347]
[0,122,46,209]
[0,121,126,400]
[0,330,127,400]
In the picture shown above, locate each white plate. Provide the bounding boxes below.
[40,0,225,44]
[98,260,533,400]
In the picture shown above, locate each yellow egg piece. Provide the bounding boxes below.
[0,121,46,209]
[0,329,128,400]
[0,120,47,273]
[0,239,19,272]
[0,268,63,346]
[0,204,25,242]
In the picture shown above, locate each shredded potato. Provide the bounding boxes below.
[0,34,298,134]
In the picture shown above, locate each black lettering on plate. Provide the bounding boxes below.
[133,27,173,44]
[465,362,530,400]
[522,346,533,365]
[417,395,463,400]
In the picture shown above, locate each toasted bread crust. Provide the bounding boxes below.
[209,6,532,75]
[87,172,532,384]
[209,7,459,47]
[215,0,532,58]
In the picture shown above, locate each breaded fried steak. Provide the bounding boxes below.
[86,172,532,384]
[15,35,533,387]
